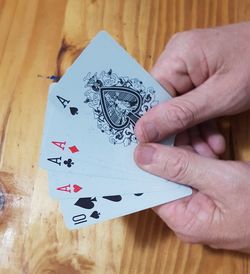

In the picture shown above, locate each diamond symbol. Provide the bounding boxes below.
[69,145,79,153]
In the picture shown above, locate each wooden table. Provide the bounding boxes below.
[1,0,250,273]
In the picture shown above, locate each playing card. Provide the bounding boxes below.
[41,88,136,177]
[49,31,174,147]
[48,170,191,199]
[60,190,191,230]
[41,32,175,177]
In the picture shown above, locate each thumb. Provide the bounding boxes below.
[134,143,234,198]
[135,75,226,142]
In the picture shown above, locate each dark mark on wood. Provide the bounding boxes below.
[56,38,73,78]
[0,191,4,211]
[56,37,84,78]
[0,105,11,160]
[0,172,15,214]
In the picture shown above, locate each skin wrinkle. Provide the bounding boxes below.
[196,41,210,80]
[163,203,201,241]
[155,146,191,183]
[177,57,196,89]
[161,99,197,133]
[167,58,194,93]
[183,203,204,235]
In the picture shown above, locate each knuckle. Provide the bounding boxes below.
[167,30,205,65]
[170,30,201,49]
[162,149,190,182]
[164,102,196,131]
[168,31,183,44]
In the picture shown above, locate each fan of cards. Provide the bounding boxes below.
[40,31,192,230]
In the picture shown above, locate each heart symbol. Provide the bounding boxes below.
[74,197,97,209]
[73,184,82,193]
[100,87,142,129]
[90,211,100,219]
[70,107,78,115]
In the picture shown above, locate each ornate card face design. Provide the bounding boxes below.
[84,69,158,146]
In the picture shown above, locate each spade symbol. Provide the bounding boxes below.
[134,193,144,196]
[90,211,100,219]
[70,107,78,115]
[100,87,142,130]
[74,197,97,209]
[102,195,122,202]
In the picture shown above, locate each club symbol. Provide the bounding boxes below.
[63,158,74,167]
[90,211,100,219]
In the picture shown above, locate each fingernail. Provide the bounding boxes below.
[135,122,159,142]
[135,144,156,165]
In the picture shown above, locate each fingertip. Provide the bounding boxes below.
[134,121,145,142]
[189,127,218,158]
[192,142,218,159]
[207,134,226,155]
[133,144,140,165]
[199,121,226,155]
[134,120,159,143]
[134,143,156,166]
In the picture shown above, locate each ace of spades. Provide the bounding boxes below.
[100,86,142,129]
[44,31,176,180]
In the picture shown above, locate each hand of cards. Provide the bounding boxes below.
[40,31,192,230]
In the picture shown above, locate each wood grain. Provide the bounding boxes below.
[0,0,250,273]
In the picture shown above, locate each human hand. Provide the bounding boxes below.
[135,22,250,143]
[134,143,250,252]
[134,22,250,252]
